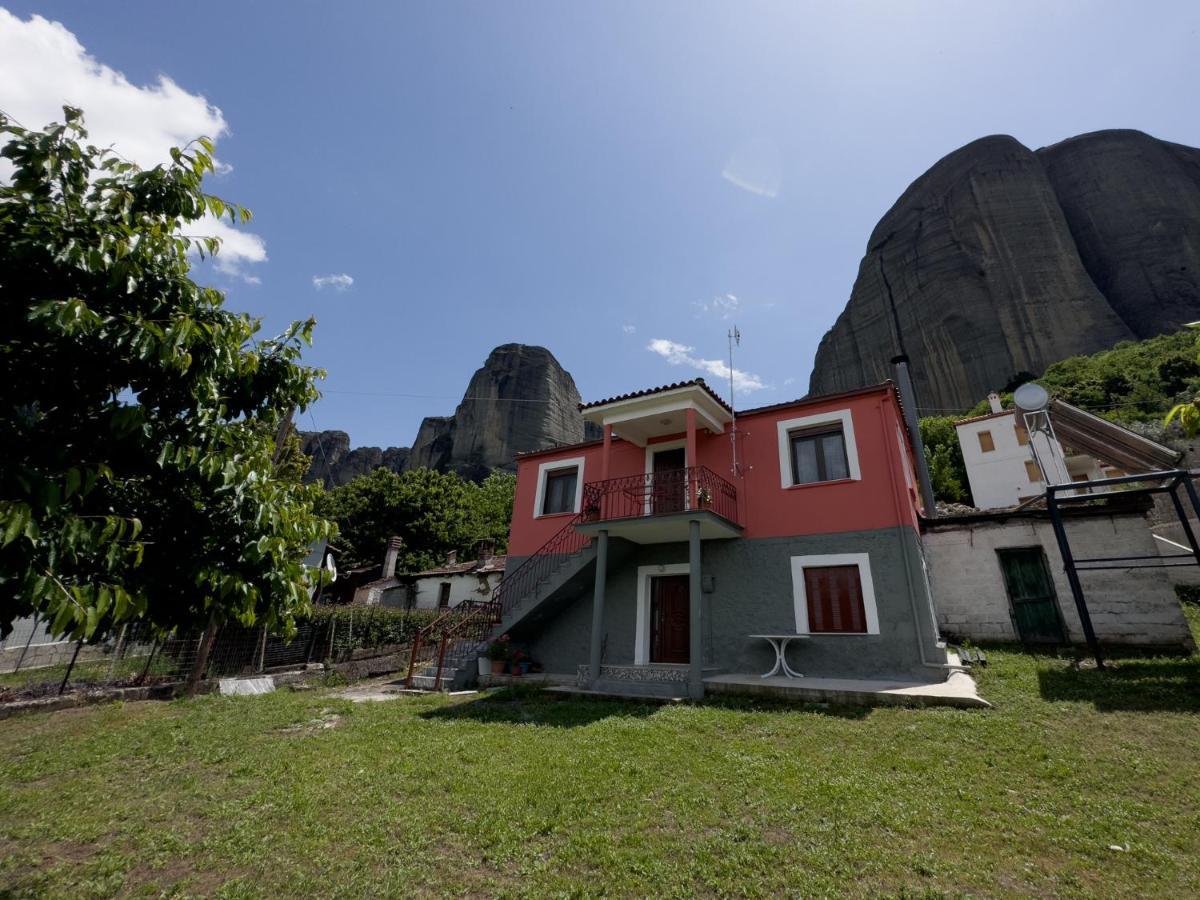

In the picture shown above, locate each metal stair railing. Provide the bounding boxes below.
[410,513,592,689]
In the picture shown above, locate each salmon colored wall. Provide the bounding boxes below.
[507,386,922,557]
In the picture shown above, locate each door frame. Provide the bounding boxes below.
[996,546,1066,644]
[644,439,689,516]
[634,563,690,665]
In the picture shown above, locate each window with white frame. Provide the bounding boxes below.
[789,553,880,635]
[776,410,860,488]
[533,456,585,517]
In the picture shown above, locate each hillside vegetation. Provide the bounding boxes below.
[921,329,1200,504]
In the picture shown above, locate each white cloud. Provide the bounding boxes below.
[647,338,766,393]
[0,10,265,277]
[721,137,783,199]
[312,273,354,292]
[694,293,741,318]
[783,376,796,386]
[242,275,262,286]
[622,324,637,334]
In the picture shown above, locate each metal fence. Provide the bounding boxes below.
[0,606,437,703]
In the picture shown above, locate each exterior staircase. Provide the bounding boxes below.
[406,513,628,691]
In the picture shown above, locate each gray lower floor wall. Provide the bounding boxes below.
[506,526,945,682]
[923,512,1195,650]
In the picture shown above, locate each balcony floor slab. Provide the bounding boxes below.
[575,509,742,544]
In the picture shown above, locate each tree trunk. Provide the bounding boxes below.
[185,616,220,697]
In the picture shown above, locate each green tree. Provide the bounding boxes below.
[918,416,971,505]
[463,471,516,553]
[317,467,472,571]
[0,108,332,643]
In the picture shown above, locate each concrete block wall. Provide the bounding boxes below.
[924,512,1195,650]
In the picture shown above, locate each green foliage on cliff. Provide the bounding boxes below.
[316,468,515,571]
[964,329,1200,426]
[0,108,332,642]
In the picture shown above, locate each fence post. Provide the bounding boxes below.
[58,639,84,696]
[256,625,268,673]
[13,613,39,674]
[328,614,336,660]
[136,638,160,685]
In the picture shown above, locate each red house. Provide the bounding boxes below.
[411,378,952,700]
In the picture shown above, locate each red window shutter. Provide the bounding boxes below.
[804,565,866,633]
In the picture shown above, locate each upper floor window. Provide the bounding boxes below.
[789,426,850,485]
[978,430,995,452]
[533,456,585,517]
[438,582,452,608]
[542,468,578,515]
[776,409,861,488]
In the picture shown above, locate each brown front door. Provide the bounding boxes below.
[650,574,690,663]
[652,447,686,514]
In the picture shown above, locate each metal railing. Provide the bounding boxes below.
[580,465,739,526]
[408,513,595,689]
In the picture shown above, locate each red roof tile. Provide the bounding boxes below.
[579,378,733,414]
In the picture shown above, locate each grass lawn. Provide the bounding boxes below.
[2,621,1199,898]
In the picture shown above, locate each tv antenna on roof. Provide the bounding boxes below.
[728,325,741,476]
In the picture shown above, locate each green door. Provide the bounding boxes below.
[997,548,1065,644]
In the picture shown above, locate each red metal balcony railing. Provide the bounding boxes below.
[580,465,739,526]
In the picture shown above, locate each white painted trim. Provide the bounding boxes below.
[776,408,861,488]
[533,456,585,518]
[644,439,689,516]
[634,563,690,665]
[789,553,879,635]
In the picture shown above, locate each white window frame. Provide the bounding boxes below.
[789,553,879,635]
[533,456,585,518]
[634,562,690,665]
[777,409,861,489]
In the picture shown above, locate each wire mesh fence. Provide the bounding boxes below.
[0,605,441,703]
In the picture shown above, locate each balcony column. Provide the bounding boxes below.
[685,408,698,509]
[588,529,609,687]
[688,519,703,700]
[600,424,612,481]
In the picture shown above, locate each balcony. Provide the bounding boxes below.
[574,466,743,544]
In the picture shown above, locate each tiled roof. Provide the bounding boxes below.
[954,409,1013,426]
[515,437,605,460]
[736,382,895,418]
[413,555,508,577]
[579,378,733,414]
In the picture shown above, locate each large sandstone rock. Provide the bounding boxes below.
[420,343,597,480]
[300,431,410,488]
[809,130,1200,412]
[301,344,596,485]
[1038,130,1200,337]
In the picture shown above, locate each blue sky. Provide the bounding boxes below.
[3,2,1199,449]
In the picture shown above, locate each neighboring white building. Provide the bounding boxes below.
[955,393,1110,510]
[405,547,507,611]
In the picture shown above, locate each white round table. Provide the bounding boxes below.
[749,634,810,679]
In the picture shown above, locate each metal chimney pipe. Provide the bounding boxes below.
[891,354,938,518]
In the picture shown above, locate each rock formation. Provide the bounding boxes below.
[299,431,409,488]
[809,130,1200,412]
[301,344,597,485]
[434,344,599,481]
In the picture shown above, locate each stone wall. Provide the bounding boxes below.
[923,511,1195,650]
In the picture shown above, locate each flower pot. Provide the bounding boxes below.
[491,659,506,674]
[518,661,532,675]
[478,657,490,677]
[510,663,522,676]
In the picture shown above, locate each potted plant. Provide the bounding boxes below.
[485,634,511,674]
[509,648,527,676]
[696,487,712,508]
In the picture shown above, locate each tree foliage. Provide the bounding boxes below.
[962,330,1200,425]
[918,416,971,505]
[0,108,332,641]
[316,468,516,571]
